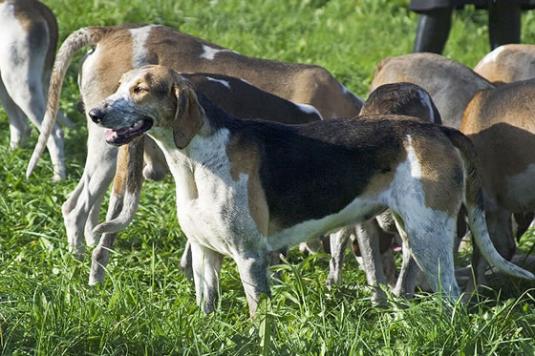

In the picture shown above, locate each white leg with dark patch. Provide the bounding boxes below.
[327,226,351,287]
[235,252,270,317]
[355,220,389,305]
[0,50,65,181]
[190,242,224,314]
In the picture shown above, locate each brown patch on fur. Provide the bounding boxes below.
[460,81,535,211]
[370,53,493,128]
[113,145,128,196]
[172,78,204,149]
[407,133,463,215]
[226,137,269,235]
[83,28,135,108]
[141,26,362,118]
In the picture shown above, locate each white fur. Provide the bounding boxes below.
[130,26,154,67]
[296,103,323,120]
[200,44,229,60]
[406,135,422,178]
[149,128,266,256]
[148,127,270,314]
[206,76,231,89]
[479,45,506,66]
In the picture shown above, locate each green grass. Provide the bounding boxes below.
[1,0,535,354]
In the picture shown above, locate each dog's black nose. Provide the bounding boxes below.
[88,108,104,124]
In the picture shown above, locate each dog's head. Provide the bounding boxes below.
[88,65,204,148]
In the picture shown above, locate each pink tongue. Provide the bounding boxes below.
[105,128,119,141]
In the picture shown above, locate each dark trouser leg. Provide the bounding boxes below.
[488,1,521,50]
[413,7,453,54]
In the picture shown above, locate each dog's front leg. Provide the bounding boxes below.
[235,251,270,317]
[355,220,388,306]
[190,242,224,314]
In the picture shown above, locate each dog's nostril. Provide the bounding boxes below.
[88,108,103,124]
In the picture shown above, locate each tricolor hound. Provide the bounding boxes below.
[89,65,535,315]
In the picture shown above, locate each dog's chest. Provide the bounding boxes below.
[152,129,264,255]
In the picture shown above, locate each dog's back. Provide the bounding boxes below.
[370,53,493,129]
[474,44,535,83]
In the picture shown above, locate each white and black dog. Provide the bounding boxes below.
[88,65,535,316]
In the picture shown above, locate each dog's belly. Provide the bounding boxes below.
[266,196,381,252]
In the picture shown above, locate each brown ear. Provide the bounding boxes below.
[173,79,204,149]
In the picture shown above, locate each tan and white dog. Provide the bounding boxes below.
[89,65,534,315]
[371,53,494,129]
[25,25,363,259]
[0,0,69,181]
[461,79,535,290]
[474,44,535,83]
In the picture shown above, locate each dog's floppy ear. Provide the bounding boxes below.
[172,77,204,149]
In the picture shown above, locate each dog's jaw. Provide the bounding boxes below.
[104,117,153,146]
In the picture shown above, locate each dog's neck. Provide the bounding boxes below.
[148,96,237,199]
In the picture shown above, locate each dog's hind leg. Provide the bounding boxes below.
[190,242,224,314]
[395,211,460,299]
[0,35,65,181]
[0,77,31,148]
[327,226,351,287]
[391,214,419,298]
[355,220,389,305]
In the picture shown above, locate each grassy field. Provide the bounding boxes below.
[1,0,535,354]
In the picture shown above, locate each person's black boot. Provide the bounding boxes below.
[489,0,521,50]
[413,7,453,54]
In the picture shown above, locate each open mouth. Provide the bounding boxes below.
[104,118,153,146]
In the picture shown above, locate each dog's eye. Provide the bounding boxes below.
[133,86,146,94]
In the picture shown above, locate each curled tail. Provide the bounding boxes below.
[26,26,112,178]
[442,127,535,281]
